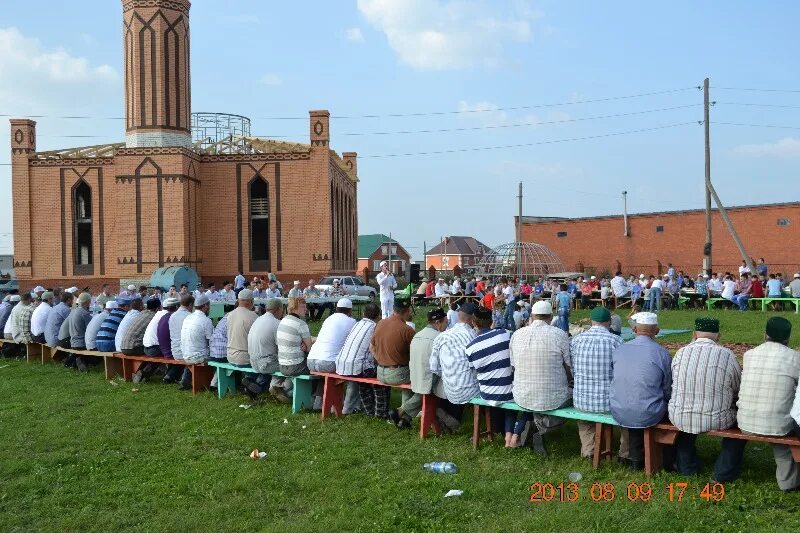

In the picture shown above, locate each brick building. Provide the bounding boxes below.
[518,202,800,276]
[10,0,358,291]
[425,236,490,272]
[357,234,410,276]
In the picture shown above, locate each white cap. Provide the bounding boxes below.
[333,278,340,284]
[127,284,136,291]
[703,274,709,278]
[336,297,353,309]
[590,275,596,280]
[795,273,800,278]
[194,294,210,306]
[516,300,525,307]
[379,260,388,268]
[531,300,553,315]
[105,301,119,309]
[634,312,658,326]
[33,285,45,293]
[65,287,79,294]
[10,295,21,302]
[639,274,645,278]
[293,280,300,285]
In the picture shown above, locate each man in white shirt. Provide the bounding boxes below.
[708,273,723,296]
[115,298,143,351]
[193,283,205,301]
[721,275,736,302]
[308,298,357,372]
[434,278,449,298]
[611,271,629,302]
[648,276,664,312]
[248,298,290,403]
[738,260,751,276]
[179,294,214,390]
[264,280,282,298]
[143,298,172,356]
[376,261,397,319]
[790,273,800,298]
[288,281,303,298]
[85,301,115,350]
[30,291,54,343]
[204,283,220,302]
[165,294,194,384]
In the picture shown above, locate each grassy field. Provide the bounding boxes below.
[1,307,800,532]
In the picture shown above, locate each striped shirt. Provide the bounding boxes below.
[120,310,156,351]
[430,322,478,404]
[465,328,513,403]
[510,320,572,411]
[277,314,311,367]
[12,304,34,344]
[570,326,623,413]
[737,341,800,436]
[95,308,127,351]
[115,310,140,351]
[668,338,741,434]
[336,318,377,376]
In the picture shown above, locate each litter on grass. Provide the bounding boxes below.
[249,449,267,459]
[568,472,583,482]
[444,490,463,498]
[283,419,288,424]
[0,364,10,370]
[238,404,252,410]
[131,388,140,393]
[109,380,119,386]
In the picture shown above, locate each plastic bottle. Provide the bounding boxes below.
[423,462,458,474]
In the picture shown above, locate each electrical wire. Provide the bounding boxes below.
[713,121,800,131]
[711,86,800,94]
[717,102,800,110]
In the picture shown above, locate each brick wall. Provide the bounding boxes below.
[520,204,800,276]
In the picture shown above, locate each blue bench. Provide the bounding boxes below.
[469,397,619,468]
[207,360,318,414]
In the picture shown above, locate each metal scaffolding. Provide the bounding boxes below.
[476,241,565,281]
[191,112,252,154]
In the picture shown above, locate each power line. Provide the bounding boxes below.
[713,121,800,131]
[359,121,698,158]
[717,101,800,110]
[711,86,800,94]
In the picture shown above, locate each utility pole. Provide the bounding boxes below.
[517,181,523,279]
[703,77,713,275]
[622,190,629,237]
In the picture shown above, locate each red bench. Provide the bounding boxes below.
[116,353,213,396]
[310,371,441,439]
[644,422,800,476]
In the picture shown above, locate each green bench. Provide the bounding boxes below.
[469,397,619,468]
[750,297,800,313]
[207,360,317,414]
[706,297,734,310]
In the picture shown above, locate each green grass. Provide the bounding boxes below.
[2,308,800,532]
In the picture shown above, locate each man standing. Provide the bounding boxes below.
[180,294,214,390]
[648,276,664,312]
[85,301,115,351]
[45,292,74,349]
[96,284,112,310]
[570,306,625,460]
[248,298,291,403]
[30,291,54,343]
[371,298,417,429]
[510,301,571,454]
[376,261,397,319]
[669,317,744,480]
[610,312,672,470]
[431,303,479,412]
[337,303,389,418]
[737,317,800,492]
[234,271,246,298]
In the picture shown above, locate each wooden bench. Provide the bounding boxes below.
[51,346,123,379]
[310,371,441,440]
[469,397,619,469]
[751,297,800,313]
[706,297,735,310]
[644,422,800,476]
[115,353,213,396]
[207,360,317,414]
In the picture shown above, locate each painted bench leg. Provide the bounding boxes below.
[104,356,124,380]
[26,343,41,364]
[216,368,238,399]
[471,405,493,449]
[121,358,136,381]
[192,365,214,396]
[320,377,344,420]
[291,377,315,414]
[419,394,441,440]
[592,423,613,469]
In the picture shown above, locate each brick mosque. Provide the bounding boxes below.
[10,0,358,290]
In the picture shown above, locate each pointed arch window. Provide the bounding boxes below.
[249,177,270,272]
[73,180,93,274]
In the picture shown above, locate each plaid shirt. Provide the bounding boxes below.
[430,322,478,404]
[668,338,741,434]
[570,326,623,413]
[336,318,376,376]
[12,304,34,344]
[120,310,155,351]
[510,320,572,411]
[737,341,800,436]
[210,314,229,359]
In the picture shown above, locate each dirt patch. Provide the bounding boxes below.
[660,341,755,358]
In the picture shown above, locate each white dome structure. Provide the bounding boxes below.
[476,241,565,280]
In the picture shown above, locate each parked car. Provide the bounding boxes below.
[316,276,376,299]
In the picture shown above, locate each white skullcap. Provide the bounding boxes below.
[531,300,552,315]
[33,285,45,293]
[65,287,79,294]
[293,280,300,285]
[634,312,658,326]
[336,297,353,309]
[795,273,800,278]
[10,295,21,302]
[639,274,645,278]
[127,284,136,291]
[105,301,119,309]
[333,278,340,283]
[379,261,388,267]
[194,294,210,306]
[703,274,709,278]
[590,276,596,280]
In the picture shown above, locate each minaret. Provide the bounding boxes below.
[122,0,192,148]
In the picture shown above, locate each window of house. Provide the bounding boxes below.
[381,245,388,254]
[557,231,568,238]
[249,178,270,270]
[73,181,92,270]
[778,218,790,226]
[656,225,664,233]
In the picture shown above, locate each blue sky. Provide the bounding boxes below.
[1,1,799,259]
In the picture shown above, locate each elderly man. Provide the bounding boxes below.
[288,281,303,298]
[610,271,628,306]
[143,297,175,357]
[790,273,800,298]
[570,306,625,459]
[248,298,290,403]
[226,289,258,366]
[30,291,54,343]
[85,301,115,351]
[164,294,194,384]
[12,294,35,350]
[0,294,15,334]
[210,304,234,361]
[336,303,388,418]
[61,292,93,370]
[510,300,571,454]
[308,298,357,373]
[277,297,314,377]
[115,298,143,351]
[371,298,417,429]
[6,294,26,342]
[610,312,672,470]
[122,298,161,381]
[669,317,744,480]
[95,297,130,352]
[180,294,214,390]
[430,302,479,419]
[303,279,322,319]
[434,279,449,298]
[96,284,113,309]
[376,261,397,319]
[737,317,800,492]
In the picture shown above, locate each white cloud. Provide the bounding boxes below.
[734,137,800,158]
[357,0,542,70]
[259,73,284,86]
[345,27,365,42]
